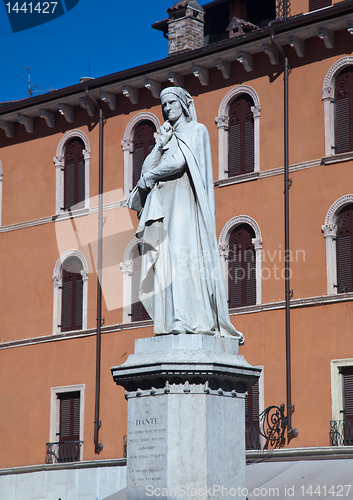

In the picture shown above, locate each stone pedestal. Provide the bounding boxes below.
[111,334,261,500]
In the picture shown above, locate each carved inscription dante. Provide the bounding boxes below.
[127,415,167,486]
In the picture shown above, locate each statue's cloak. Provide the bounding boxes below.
[130,120,243,341]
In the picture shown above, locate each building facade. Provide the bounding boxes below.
[1,0,353,497]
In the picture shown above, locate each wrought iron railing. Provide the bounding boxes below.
[246,405,287,450]
[246,424,261,450]
[45,441,83,464]
[330,420,353,446]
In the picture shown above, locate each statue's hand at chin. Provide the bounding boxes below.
[159,121,173,146]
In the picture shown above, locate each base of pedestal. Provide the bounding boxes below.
[111,334,261,500]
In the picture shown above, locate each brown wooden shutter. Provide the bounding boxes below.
[228,225,256,307]
[309,0,332,11]
[132,121,156,189]
[228,95,254,177]
[61,258,84,332]
[58,391,80,461]
[64,139,85,209]
[131,244,150,322]
[335,67,353,154]
[336,205,353,293]
[245,380,260,450]
[341,367,353,445]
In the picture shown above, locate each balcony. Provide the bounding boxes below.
[330,420,353,446]
[246,424,261,450]
[45,441,83,464]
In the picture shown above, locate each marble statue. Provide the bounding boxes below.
[127,87,243,342]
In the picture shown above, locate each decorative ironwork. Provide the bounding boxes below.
[276,0,291,21]
[246,404,287,449]
[330,420,353,446]
[45,441,83,464]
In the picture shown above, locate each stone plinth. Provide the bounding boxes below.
[111,334,261,500]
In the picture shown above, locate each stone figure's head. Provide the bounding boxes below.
[160,87,197,123]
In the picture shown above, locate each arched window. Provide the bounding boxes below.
[120,238,152,324]
[52,250,89,334]
[64,138,85,210]
[322,194,353,295]
[216,86,260,182]
[132,121,156,189]
[219,216,262,306]
[54,130,90,214]
[122,113,160,198]
[61,257,84,332]
[228,95,254,177]
[336,204,353,293]
[335,67,353,155]
[309,0,331,11]
[228,224,256,307]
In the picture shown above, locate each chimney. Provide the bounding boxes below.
[167,0,205,55]
[226,17,259,39]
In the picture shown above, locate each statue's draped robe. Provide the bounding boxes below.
[128,120,243,340]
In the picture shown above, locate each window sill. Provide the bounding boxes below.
[215,171,259,188]
[321,151,353,165]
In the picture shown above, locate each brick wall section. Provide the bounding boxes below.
[168,6,205,54]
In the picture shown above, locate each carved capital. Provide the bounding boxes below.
[218,244,229,257]
[81,270,89,281]
[322,86,334,101]
[121,139,133,152]
[215,115,229,129]
[251,105,261,119]
[322,224,337,238]
[120,260,133,274]
[252,237,263,250]
[53,155,64,168]
[82,149,90,161]
[52,275,62,286]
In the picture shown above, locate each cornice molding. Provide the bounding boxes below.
[0,200,126,233]
[1,293,352,350]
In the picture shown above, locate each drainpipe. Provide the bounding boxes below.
[85,88,104,454]
[269,31,298,444]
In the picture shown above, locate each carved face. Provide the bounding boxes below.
[161,93,183,124]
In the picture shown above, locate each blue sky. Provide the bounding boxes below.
[0,0,176,103]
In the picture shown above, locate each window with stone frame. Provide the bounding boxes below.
[63,138,85,210]
[245,380,260,450]
[130,243,150,322]
[61,257,84,332]
[228,95,254,177]
[57,391,81,462]
[330,360,353,447]
[132,121,156,189]
[228,224,256,308]
[48,384,84,464]
[335,66,353,155]
[336,204,353,293]
[309,0,332,11]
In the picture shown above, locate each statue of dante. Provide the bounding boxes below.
[127,87,243,342]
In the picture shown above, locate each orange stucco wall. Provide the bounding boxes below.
[1,27,353,468]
